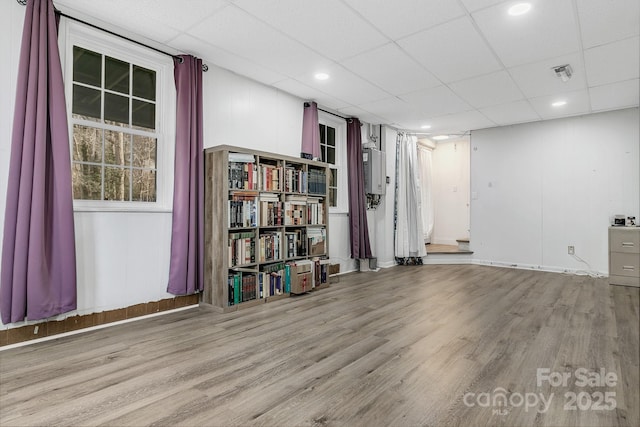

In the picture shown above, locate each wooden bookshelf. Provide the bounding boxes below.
[204,145,330,312]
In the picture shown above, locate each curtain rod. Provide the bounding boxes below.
[304,102,350,121]
[17,0,208,72]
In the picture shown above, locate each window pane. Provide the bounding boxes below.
[329,168,337,187]
[329,188,337,207]
[320,146,326,163]
[319,124,325,144]
[327,146,335,165]
[327,126,335,146]
[104,92,129,126]
[72,84,101,121]
[132,169,156,202]
[105,56,129,94]
[73,46,101,87]
[104,167,130,201]
[132,100,155,130]
[133,135,157,169]
[72,125,102,163]
[72,163,102,200]
[133,65,156,101]
[104,130,131,166]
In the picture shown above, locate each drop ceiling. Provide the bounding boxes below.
[53,0,639,135]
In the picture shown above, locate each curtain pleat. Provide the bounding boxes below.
[1,0,77,323]
[417,146,434,243]
[347,119,372,259]
[167,55,204,295]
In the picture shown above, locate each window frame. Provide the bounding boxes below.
[318,112,347,214]
[58,19,175,212]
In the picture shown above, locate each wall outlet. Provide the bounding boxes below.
[568,246,575,255]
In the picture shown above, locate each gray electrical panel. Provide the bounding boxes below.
[363,148,385,195]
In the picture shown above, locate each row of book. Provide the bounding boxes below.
[227,154,327,194]
[260,164,282,192]
[228,231,255,267]
[307,197,325,225]
[228,161,257,190]
[229,194,325,228]
[284,195,307,226]
[258,231,281,263]
[227,259,331,306]
[284,167,307,193]
[308,168,327,194]
[229,226,325,263]
[227,272,258,305]
[228,193,257,228]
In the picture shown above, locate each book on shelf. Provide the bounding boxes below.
[258,262,289,298]
[258,193,283,227]
[228,272,258,306]
[308,168,326,194]
[284,166,308,193]
[260,164,282,192]
[228,192,257,228]
[284,195,307,225]
[306,197,325,225]
[307,227,326,256]
[228,159,257,190]
[258,231,282,263]
[228,231,256,267]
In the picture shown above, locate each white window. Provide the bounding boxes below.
[59,20,175,211]
[318,112,347,213]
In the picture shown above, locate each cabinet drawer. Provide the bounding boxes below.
[609,228,640,254]
[610,252,640,278]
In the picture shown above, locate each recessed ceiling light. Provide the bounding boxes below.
[421,125,432,129]
[314,72,330,81]
[552,100,567,107]
[508,2,532,16]
[433,135,449,141]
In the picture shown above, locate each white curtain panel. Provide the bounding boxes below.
[417,145,435,243]
[395,133,426,258]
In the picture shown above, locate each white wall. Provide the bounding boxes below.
[431,137,471,246]
[471,108,640,274]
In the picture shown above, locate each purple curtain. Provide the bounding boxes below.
[301,101,321,160]
[346,118,372,259]
[1,0,77,324]
[167,55,204,295]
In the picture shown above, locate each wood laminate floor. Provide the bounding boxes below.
[0,265,638,427]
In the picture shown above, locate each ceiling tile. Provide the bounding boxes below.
[399,85,472,117]
[56,0,183,44]
[589,79,640,112]
[343,0,465,40]
[584,37,640,87]
[342,43,440,95]
[189,6,333,79]
[427,110,496,134]
[479,100,541,125]
[473,0,581,67]
[272,79,351,111]
[234,0,388,61]
[295,65,392,105]
[397,16,502,83]
[459,0,505,13]
[577,0,640,49]
[167,34,287,85]
[508,52,587,98]
[336,106,387,124]
[449,70,524,108]
[529,89,591,120]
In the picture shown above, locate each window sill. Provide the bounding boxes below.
[73,203,172,214]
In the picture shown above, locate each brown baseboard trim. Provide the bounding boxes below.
[0,294,200,347]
